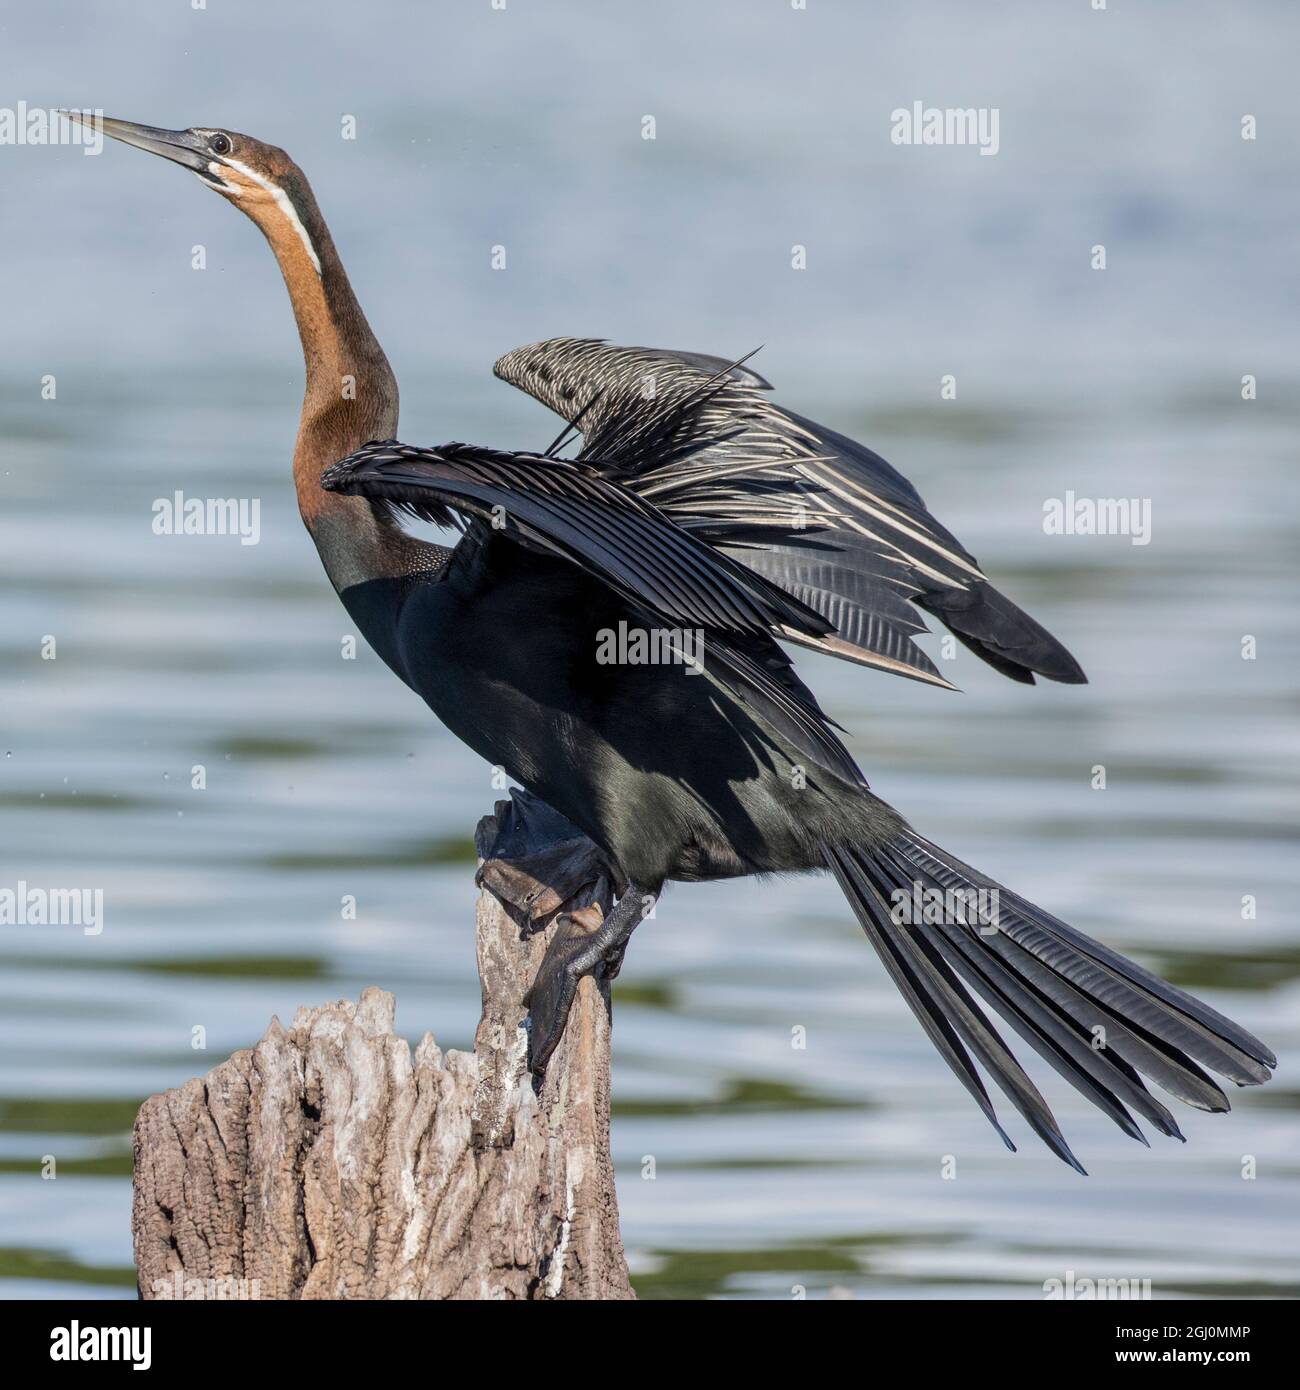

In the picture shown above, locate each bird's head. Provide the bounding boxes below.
[65,114,324,275]
[64,112,400,503]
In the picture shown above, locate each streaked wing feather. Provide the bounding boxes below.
[322,440,867,788]
[494,339,1087,687]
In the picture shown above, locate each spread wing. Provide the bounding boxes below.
[493,338,1087,690]
[322,440,866,788]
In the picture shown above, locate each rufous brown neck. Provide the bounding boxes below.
[248,173,412,587]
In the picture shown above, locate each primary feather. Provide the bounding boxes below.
[494,338,1087,689]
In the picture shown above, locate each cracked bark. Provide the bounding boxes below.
[132,798,634,1300]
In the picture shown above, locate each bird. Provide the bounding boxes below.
[69,114,1276,1173]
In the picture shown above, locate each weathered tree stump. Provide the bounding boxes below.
[132,795,633,1299]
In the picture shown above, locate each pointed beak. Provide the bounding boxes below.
[60,112,220,179]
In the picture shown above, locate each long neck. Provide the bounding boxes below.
[255,177,413,589]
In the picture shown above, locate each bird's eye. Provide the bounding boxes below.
[208,133,232,155]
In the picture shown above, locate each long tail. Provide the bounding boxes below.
[824,830,1276,1173]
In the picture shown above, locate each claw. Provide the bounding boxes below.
[524,911,603,1078]
[523,887,657,1081]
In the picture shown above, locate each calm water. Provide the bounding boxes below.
[0,2,1297,1298]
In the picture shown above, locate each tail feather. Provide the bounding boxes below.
[827,829,1276,1169]
[878,842,1233,1114]
[870,847,1180,1142]
[825,844,1087,1173]
[895,832,1275,1080]
[984,927,1224,1115]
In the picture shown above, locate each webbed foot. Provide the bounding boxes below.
[476,788,611,926]
[524,884,658,1079]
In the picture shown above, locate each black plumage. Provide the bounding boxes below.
[323,339,1275,1163]
[84,121,1265,1167]
[493,339,1088,688]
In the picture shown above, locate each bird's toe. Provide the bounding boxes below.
[523,910,606,1078]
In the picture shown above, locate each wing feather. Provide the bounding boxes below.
[494,339,1086,687]
[322,440,867,788]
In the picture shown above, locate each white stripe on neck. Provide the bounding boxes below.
[218,156,323,277]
